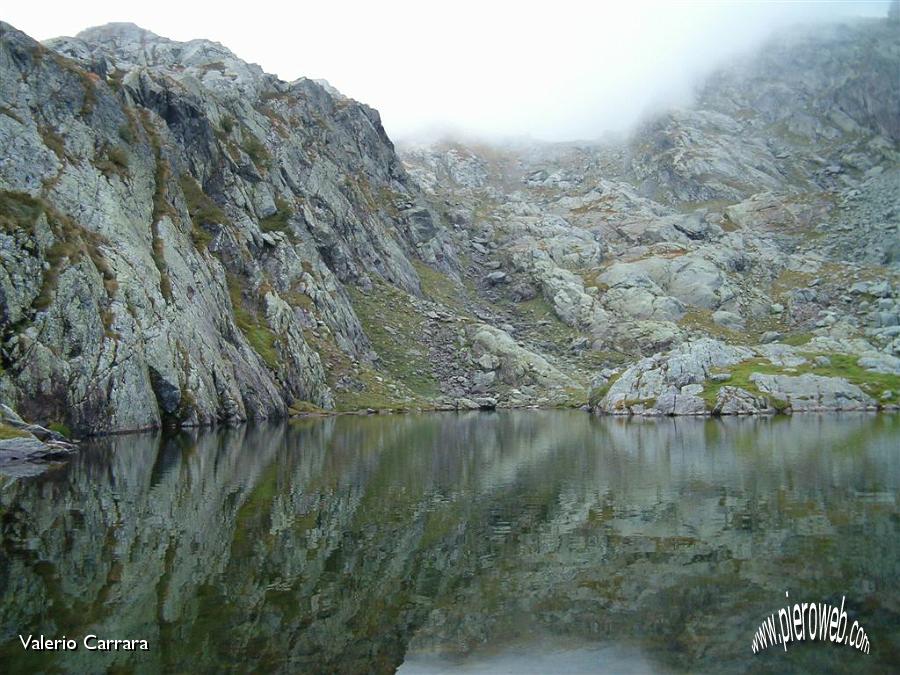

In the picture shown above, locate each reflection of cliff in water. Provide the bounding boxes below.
[1,412,898,673]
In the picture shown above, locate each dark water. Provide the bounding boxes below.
[1,411,898,674]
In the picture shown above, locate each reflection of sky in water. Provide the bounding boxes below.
[0,411,897,673]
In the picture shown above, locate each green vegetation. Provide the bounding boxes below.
[178,174,231,249]
[700,353,899,412]
[700,358,793,410]
[770,268,815,300]
[39,126,66,160]
[48,422,71,438]
[36,45,99,117]
[304,326,421,413]
[341,172,401,218]
[0,105,24,124]
[348,282,439,400]
[781,332,813,346]
[0,190,44,234]
[199,61,226,74]
[619,397,657,410]
[412,260,471,316]
[679,308,741,342]
[588,372,621,407]
[577,268,609,293]
[227,275,280,370]
[77,70,98,117]
[219,114,234,135]
[0,423,28,440]
[118,122,136,145]
[0,191,117,312]
[139,109,175,301]
[288,400,326,415]
[96,145,129,179]
[242,132,271,167]
[259,196,293,235]
[801,352,900,399]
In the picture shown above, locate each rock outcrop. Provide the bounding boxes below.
[0,21,459,433]
[593,338,892,416]
[0,403,75,475]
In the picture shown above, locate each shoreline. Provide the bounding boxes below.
[35,402,900,440]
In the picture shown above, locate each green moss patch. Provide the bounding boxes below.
[259,196,293,235]
[227,275,279,370]
[0,423,29,440]
[700,358,792,409]
[700,353,899,410]
[95,144,129,179]
[679,308,742,342]
[242,131,271,168]
[178,174,231,249]
[799,353,900,399]
[0,190,45,234]
[47,422,71,438]
[138,109,175,302]
[589,372,621,407]
[412,260,470,316]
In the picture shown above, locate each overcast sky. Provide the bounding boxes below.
[4,1,892,142]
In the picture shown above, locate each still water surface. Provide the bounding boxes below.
[1,411,898,673]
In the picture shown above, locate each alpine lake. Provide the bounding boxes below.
[1,411,898,673]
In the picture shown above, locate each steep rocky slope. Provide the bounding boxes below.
[0,16,898,436]
[400,16,900,417]
[0,21,466,434]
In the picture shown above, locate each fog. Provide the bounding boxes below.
[4,1,892,142]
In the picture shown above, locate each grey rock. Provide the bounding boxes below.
[509,282,538,302]
[714,387,769,415]
[712,310,745,331]
[749,373,874,411]
[475,397,498,410]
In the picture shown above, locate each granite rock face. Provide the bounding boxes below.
[0,22,458,432]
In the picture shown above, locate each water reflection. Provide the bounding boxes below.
[0,412,898,673]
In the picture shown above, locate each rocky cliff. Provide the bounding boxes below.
[0,21,459,434]
[0,16,898,436]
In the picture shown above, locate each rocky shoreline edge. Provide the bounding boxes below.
[3,333,898,475]
[0,404,78,475]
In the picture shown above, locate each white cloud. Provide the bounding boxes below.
[4,0,891,141]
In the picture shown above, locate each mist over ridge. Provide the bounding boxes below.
[3,1,894,143]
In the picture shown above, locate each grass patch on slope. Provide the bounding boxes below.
[700,353,899,410]
[0,423,29,440]
[412,260,471,316]
[227,275,279,370]
[700,358,788,410]
[802,353,900,399]
[178,174,232,249]
[348,282,439,399]
[259,196,294,236]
